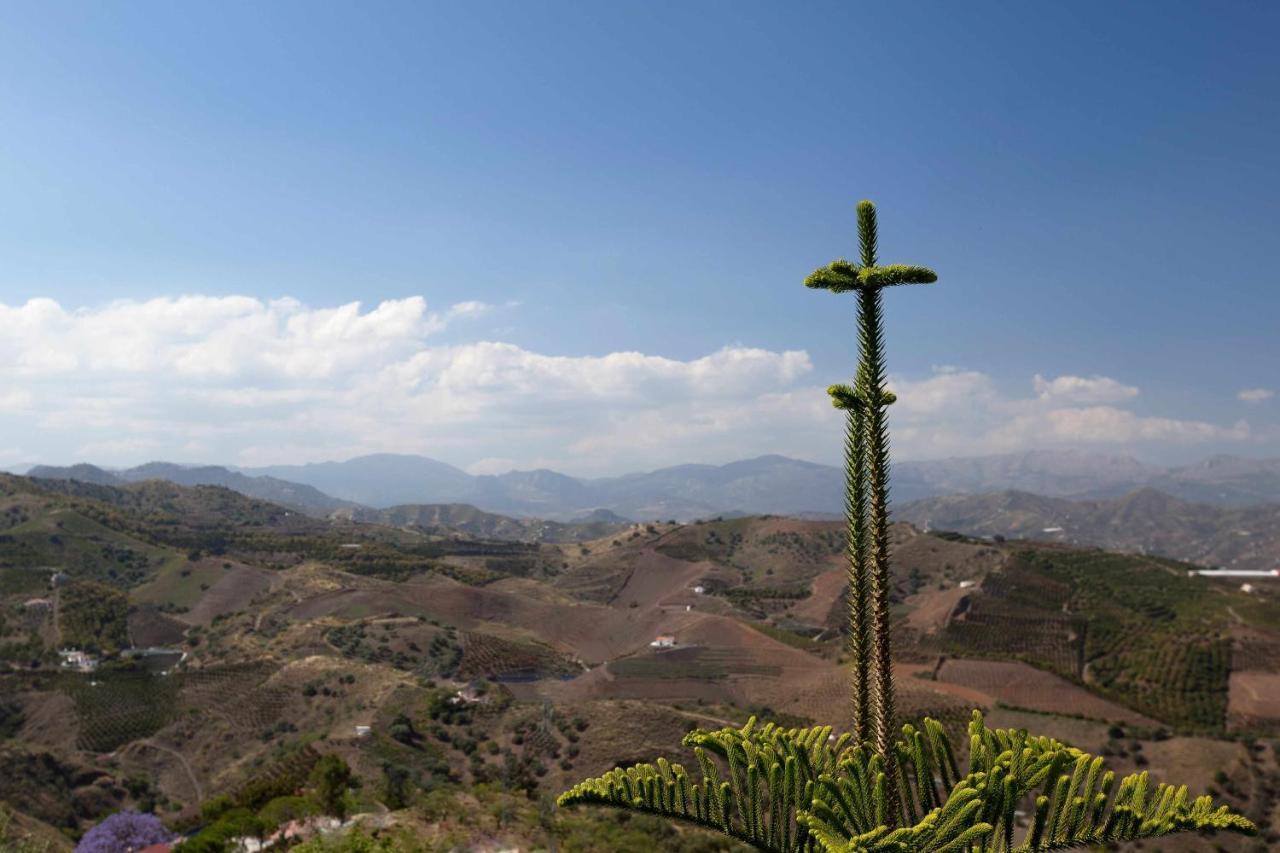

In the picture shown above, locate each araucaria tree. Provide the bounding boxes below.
[558,201,1254,851]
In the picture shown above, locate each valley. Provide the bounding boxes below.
[2,473,1279,850]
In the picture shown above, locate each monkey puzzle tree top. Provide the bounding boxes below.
[557,201,1254,852]
[804,200,934,785]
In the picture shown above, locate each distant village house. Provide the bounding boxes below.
[59,649,98,672]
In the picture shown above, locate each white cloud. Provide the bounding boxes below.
[1238,388,1274,404]
[0,295,814,473]
[0,295,1259,474]
[884,370,1248,459]
[1033,374,1139,404]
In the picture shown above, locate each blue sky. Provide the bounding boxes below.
[0,2,1276,474]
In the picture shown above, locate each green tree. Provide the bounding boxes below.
[557,200,1255,852]
[381,762,412,810]
[310,754,356,821]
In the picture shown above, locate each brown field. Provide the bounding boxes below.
[185,564,275,625]
[15,689,79,752]
[1228,670,1280,726]
[903,585,970,634]
[787,567,845,625]
[1140,737,1249,802]
[936,658,1157,726]
[608,551,714,609]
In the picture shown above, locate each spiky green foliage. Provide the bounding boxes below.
[558,200,1254,850]
[811,201,935,802]
[804,262,937,293]
[559,712,1253,852]
[561,716,849,851]
[830,384,871,743]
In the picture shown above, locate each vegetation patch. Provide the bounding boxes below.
[59,669,179,752]
[457,631,578,681]
[609,647,781,680]
[59,581,130,652]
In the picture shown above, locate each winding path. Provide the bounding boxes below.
[138,739,204,803]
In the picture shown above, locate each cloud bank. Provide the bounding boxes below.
[0,295,1257,474]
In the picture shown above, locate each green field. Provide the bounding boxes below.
[945,549,1237,732]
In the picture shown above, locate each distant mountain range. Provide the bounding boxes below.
[892,450,1280,506]
[27,461,353,515]
[895,487,1280,572]
[26,449,1280,521]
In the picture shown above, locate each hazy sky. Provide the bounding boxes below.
[1,2,1277,475]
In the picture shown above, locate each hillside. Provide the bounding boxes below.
[30,463,353,516]
[336,502,630,543]
[2,475,1279,849]
[897,487,1280,571]
[31,451,1280,526]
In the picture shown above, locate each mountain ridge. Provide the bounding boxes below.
[27,449,1280,521]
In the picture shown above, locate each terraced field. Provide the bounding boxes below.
[59,670,179,752]
[608,646,782,680]
[457,631,579,680]
[945,548,1243,732]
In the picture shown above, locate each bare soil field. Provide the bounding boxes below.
[1228,670,1280,725]
[903,585,970,634]
[937,658,1157,726]
[185,564,275,625]
[15,689,78,752]
[787,567,845,625]
[1140,737,1249,801]
[607,550,713,609]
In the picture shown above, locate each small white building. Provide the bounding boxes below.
[650,635,676,649]
[692,585,706,595]
[958,580,977,589]
[354,725,372,738]
[59,649,98,672]
[1241,584,1256,594]
[449,684,486,706]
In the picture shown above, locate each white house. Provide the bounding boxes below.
[59,649,98,672]
[650,635,676,649]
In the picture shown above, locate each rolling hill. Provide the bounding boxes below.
[896,487,1280,571]
[2,471,1279,850]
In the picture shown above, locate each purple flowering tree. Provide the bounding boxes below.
[75,812,174,853]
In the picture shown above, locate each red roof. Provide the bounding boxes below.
[137,845,172,853]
